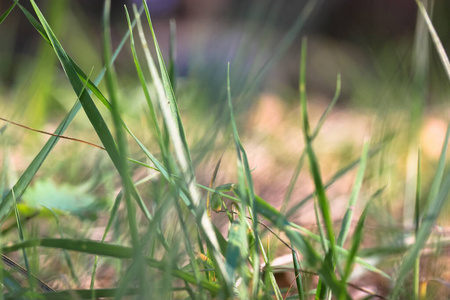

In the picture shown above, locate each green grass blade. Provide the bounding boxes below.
[125,6,164,155]
[292,247,306,300]
[11,190,31,290]
[337,140,370,247]
[227,63,261,296]
[142,1,192,171]
[255,191,389,280]
[103,0,140,249]
[2,239,134,258]
[1,238,220,294]
[342,202,371,283]
[425,124,450,210]
[415,0,450,82]
[29,0,153,227]
[314,198,328,254]
[299,37,337,271]
[140,1,231,293]
[286,139,389,219]
[0,2,143,227]
[4,288,140,300]
[29,0,118,169]
[413,149,421,300]
[15,2,50,44]
[310,74,341,140]
[0,3,16,25]
[90,191,122,291]
[391,123,450,297]
[252,193,350,298]
[282,74,341,214]
[414,149,422,238]
[391,174,450,298]
[104,3,146,297]
[168,19,177,91]
[0,93,83,227]
[205,183,388,280]
[44,207,79,285]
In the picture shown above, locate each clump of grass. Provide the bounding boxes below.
[0,0,449,299]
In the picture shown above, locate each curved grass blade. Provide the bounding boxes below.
[1,238,220,294]
[342,202,371,284]
[0,3,16,25]
[0,3,144,227]
[28,0,153,226]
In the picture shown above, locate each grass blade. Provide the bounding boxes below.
[1,238,220,294]
[44,207,79,286]
[281,74,341,214]
[413,149,422,300]
[415,0,450,82]
[227,63,261,296]
[292,247,306,300]
[0,2,144,227]
[337,140,370,247]
[391,123,450,298]
[0,3,15,25]
[125,6,165,156]
[286,139,390,219]
[299,38,337,291]
[90,191,122,291]
[168,19,177,91]
[142,1,192,172]
[103,0,139,249]
[28,1,154,229]
[140,1,232,293]
[342,203,371,283]
[252,192,350,298]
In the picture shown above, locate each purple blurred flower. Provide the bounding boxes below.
[131,0,180,15]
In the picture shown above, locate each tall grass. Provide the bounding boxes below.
[0,0,449,299]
